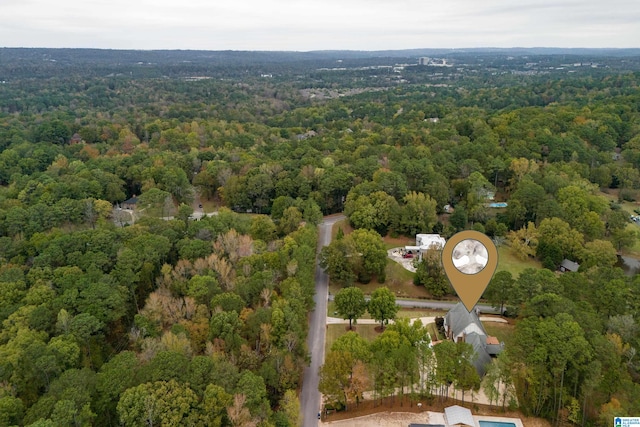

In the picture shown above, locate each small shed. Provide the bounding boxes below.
[122,195,138,210]
[559,259,580,273]
[70,133,83,144]
[445,405,476,427]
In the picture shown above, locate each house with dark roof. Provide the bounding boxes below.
[70,133,83,144]
[443,303,503,376]
[122,195,138,210]
[559,259,580,273]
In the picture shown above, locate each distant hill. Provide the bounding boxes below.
[2,47,640,66]
[2,47,639,80]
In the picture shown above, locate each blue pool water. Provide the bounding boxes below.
[479,421,516,427]
[489,202,508,208]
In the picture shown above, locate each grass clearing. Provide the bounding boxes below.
[484,321,515,345]
[621,223,640,257]
[331,219,353,240]
[496,244,541,277]
[396,308,445,319]
[383,235,413,250]
[427,322,445,341]
[325,308,443,350]
[325,324,380,352]
[328,261,428,299]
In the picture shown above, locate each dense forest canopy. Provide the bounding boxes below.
[0,48,640,426]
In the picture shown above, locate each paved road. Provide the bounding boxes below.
[326,315,508,325]
[327,294,501,314]
[301,214,345,427]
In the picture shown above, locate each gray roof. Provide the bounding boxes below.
[560,259,580,272]
[486,343,504,355]
[444,303,487,338]
[123,196,138,205]
[445,302,502,377]
[445,405,476,427]
[465,333,492,376]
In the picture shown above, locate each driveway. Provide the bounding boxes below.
[301,214,346,427]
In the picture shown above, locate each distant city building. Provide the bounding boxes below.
[419,57,450,67]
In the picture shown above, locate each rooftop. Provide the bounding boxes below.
[445,405,476,427]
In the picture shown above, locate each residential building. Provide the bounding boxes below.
[443,303,503,376]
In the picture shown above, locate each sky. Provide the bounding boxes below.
[1,0,639,51]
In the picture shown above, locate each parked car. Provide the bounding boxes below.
[402,252,414,258]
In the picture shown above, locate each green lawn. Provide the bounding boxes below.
[325,312,442,351]
[599,190,640,215]
[383,235,414,250]
[622,223,640,257]
[484,321,515,346]
[496,244,541,277]
[331,219,353,240]
[325,324,380,352]
[396,308,446,319]
[427,322,445,341]
[327,302,443,321]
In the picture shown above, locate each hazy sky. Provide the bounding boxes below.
[1,0,638,51]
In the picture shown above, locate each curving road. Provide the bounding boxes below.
[300,214,345,427]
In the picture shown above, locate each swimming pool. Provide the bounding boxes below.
[479,421,516,427]
[488,202,508,208]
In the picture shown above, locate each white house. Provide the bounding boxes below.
[416,234,446,249]
[403,234,446,261]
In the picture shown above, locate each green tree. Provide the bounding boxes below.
[331,331,371,364]
[249,215,277,242]
[319,350,352,410]
[279,206,303,235]
[507,222,538,261]
[176,203,193,226]
[414,248,449,297]
[454,342,480,404]
[95,351,140,424]
[334,287,367,329]
[201,384,232,427]
[483,270,515,315]
[344,190,398,235]
[0,396,24,426]
[278,389,302,427]
[433,339,457,400]
[117,380,202,427]
[368,287,398,330]
[580,239,618,269]
[537,217,584,264]
[209,311,245,355]
[236,371,271,421]
[319,238,357,287]
[450,206,468,231]
[348,228,388,283]
[396,191,438,236]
